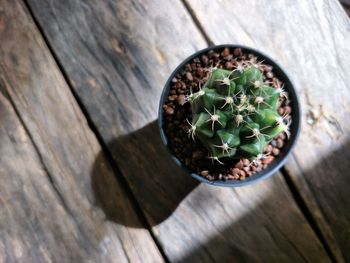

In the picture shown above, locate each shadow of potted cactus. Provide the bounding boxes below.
[159,45,300,187]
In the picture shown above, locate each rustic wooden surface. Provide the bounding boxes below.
[0,0,163,262]
[0,0,348,262]
[184,0,350,262]
[22,0,347,262]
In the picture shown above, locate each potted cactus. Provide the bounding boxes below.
[159,45,300,186]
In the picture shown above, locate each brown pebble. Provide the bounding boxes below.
[228,174,238,180]
[207,50,215,58]
[277,139,284,148]
[242,159,250,166]
[213,52,220,59]
[224,54,233,61]
[266,72,274,78]
[175,82,182,89]
[201,170,209,177]
[170,90,176,95]
[186,72,193,81]
[278,107,284,115]
[227,175,235,180]
[235,160,244,169]
[191,63,197,71]
[165,107,174,115]
[201,55,209,64]
[262,155,275,165]
[168,95,177,101]
[234,48,242,57]
[264,144,273,153]
[284,106,291,114]
[279,133,286,140]
[239,175,246,181]
[272,148,280,156]
[225,61,234,70]
[253,160,262,167]
[232,168,241,175]
[239,170,246,177]
[196,68,205,78]
[243,167,250,172]
[177,94,186,105]
[172,77,178,83]
[221,48,230,57]
[265,65,273,72]
[246,171,252,177]
[180,82,186,90]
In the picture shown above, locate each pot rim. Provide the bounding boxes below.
[158,44,301,187]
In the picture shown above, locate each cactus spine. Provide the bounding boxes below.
[187,64,290,162]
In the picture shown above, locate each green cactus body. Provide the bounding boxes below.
[188,66,287,161]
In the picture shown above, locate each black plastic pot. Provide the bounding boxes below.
[158,44,301,187]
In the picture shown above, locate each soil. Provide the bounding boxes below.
[162,47,291,181]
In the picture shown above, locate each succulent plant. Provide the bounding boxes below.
[186,64,290,163]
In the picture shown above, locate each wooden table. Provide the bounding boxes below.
[0,0,349,262]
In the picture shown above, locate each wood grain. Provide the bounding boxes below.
[0,89,85,262]
[185,0,350,261]
[0,0,163,262]
[26,0,332,261]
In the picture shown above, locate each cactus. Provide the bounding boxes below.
[186,64,290,162]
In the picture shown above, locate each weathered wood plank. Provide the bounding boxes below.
[0,0,163,262]
[26,0,331,261]
[0,90,85,262]
[185,0,350,261]
[107,123,330,262]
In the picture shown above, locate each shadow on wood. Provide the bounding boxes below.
[91,120,350,262]
[171,138,350,263]
[91,120,200,228]
[170,188,330,263]
[287,137,350,263]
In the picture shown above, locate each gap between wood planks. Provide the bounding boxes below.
[22,0,338,262]
[280,167,337,263]
[21,0,170,262]
[180,1,338,262]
